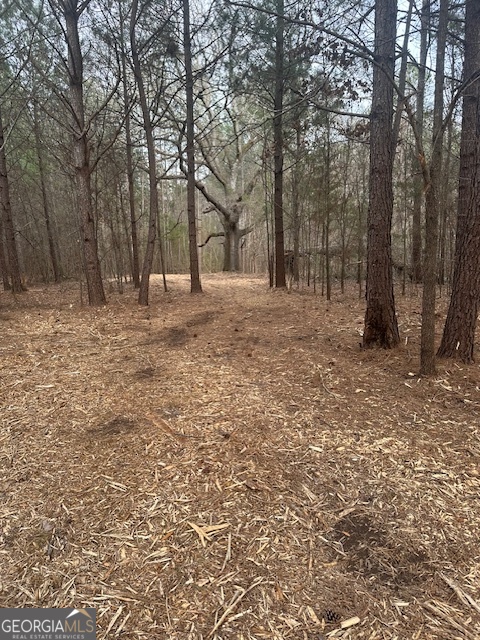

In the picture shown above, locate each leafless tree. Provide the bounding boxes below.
[182,0,202,293]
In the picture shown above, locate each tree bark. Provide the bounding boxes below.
[419,0,447,375]
[193,174,252,272]
[324,117,331,301]
[392,0,413,148]
[411,0,430,284]
[64,1,106,305]
[273,0,286,288]
[33,101,61,283]
[119,1,140,289]
[291,122,301,284]
[0,101,24,293]
[437,115,453,287]
[363,0,399,349]
[130,0,167,305]
[183,0,202,293]
[0,213,10,290]
[125,108,140,288]
[437,0,480,363]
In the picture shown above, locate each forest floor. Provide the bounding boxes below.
[1,273,480,640]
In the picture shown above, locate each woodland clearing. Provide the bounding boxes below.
[1,273,479,639]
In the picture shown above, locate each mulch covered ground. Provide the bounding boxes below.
[1,273,479,639]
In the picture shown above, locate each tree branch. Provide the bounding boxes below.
[198,232,225,247]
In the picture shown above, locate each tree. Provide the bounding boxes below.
[32,100,61,282]
[182,0,202,293]
[118,0,140,289]
[191,101,259,273]
[196,188,254,272]
[176,11,259,274]
[0,213,10,290]
[130,0,167,304]
[51,0,106,305]
[411,0,430,284]
[0,100,24,293]
[419,0,448,375]
[211,0,316,280]
[273,0,286,288]
[0,3,27,293]
[437,0,480,363]
[363,0,399,349]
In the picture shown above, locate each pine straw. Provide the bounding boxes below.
[1,273,480,639]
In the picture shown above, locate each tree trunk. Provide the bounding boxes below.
[356,157,367,298]
[419,0,447,375]
[363,0,399,349]
[273,0,286,288]
[119,1,140,289]
[263,149,274,287]
[437,115,453,288]
[0,101,24,293]
[324,119,331,301]
[125,110,140,289]
[33,101,61,283]
[130,0,167,305]
[437,0,480,363]
[231,227,241,272]
[291,121,302,284]
[64,2,106,305]
[193,173,251,274]
[0,214,10,290]
[392,0,413,148]
[411,0,430,284]
[183,0,202,293]
[453,0,479,249]
[339,138,351,295]
[219,217,243,272]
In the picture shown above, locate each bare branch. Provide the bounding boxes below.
[198,232,225,247]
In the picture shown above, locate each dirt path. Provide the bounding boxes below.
[1,274,479,639]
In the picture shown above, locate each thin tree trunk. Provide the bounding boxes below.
[291,121,301,284]
[118,178,134,282]
[274,0,286,288]
[0,214,10,290]
[401,143,408,296]
[0,102,24,293]
[325,119,331,301]
[183,0,202,293]
[130,0,167,305]
[119,2,140,288]
[392,0,413,147]
[363,0,399,348]
[33,102,60,283]
[356,156,367,298]
[411,0,430,284]
[438,114,453,288]
[320,219,325,296]
[262,142,274,287]
[339,140,351,295]
[419,0,447,375]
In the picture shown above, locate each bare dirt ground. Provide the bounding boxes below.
[1,273,480,639]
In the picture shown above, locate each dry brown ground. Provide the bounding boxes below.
[1,273,480,640]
